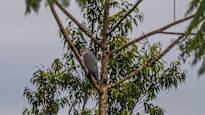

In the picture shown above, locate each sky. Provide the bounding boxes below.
[0,0,205,115]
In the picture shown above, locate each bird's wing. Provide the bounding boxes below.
[83,53,98,72]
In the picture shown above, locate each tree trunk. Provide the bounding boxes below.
[99,84,108,115]
[100,0,110,114]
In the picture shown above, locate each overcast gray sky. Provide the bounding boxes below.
[0,0,205,115]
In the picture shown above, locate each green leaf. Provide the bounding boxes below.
[25,0,42,14]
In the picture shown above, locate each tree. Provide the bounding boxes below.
[23,0,201,115]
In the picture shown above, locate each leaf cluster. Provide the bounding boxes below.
[108,40,185,114]
[23,55,97,115]
[182,0,205,75]
[25,0,70,14]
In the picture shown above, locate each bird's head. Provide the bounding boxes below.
[79,47,88,55]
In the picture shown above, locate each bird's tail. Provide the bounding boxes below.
[88,72,99,84]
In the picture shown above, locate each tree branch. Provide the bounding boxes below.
[159,31,197,36]
[49,4,99,91]
[55,1,101,46]
[109,0,143,35]
[110,15,194,56]
[109,35,184,88]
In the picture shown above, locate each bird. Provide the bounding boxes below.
[80,48,99,82]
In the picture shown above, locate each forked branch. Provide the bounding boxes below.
[55,1,101,46]
[110,15,194,55]
[49,4,99,91]
[109,35,184,88]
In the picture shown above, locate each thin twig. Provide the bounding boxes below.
[159,31,197,36]
[110,15,194,56]
[109,35,184,88]
[109,0,143,35]
[174,0,176,20]
[55,1,101,46]
[49,4,99,91]
[131,94,146,114]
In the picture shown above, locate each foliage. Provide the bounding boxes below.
[108,40,185,114]
[23,56,98,115]
[182,0,205,75]
[24,0,187,115]
[25,0,70,14]
[23,42,185,115]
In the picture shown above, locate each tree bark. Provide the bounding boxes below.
[99,84,108,115]
[99,0,110,114]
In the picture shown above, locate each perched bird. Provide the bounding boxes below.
[80,48,99,82]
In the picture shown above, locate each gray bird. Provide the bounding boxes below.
[80,48,99,82]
